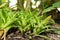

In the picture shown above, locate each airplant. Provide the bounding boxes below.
[17,10,54,40]
[33,15,52,35]
[17,10,32,34]
[30,12,53,39]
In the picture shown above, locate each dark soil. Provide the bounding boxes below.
[47,33,60,40]
[6,31,29,40]
[47,22,60,40]
[3,23,60,40]
[6,31,45,40]
[6,31,60,40]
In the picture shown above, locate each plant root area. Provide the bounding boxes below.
[6,31,60,40]
[1,23,60,40]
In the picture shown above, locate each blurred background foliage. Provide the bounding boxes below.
[0,0,59,10]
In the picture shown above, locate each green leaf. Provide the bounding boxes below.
[42,1,60,14]
[53,1,60,8]
[0,0,2,5]
[0,3,6,8]
[42,6,55,14]
[54,29,60,35]
[0,9,6,23]
[42,15,51,25]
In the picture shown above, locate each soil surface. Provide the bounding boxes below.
[47,33,60,40]
[52,23,60,29]
[6,31,29,40]
[6,31,45,40]
[2,23,60,40]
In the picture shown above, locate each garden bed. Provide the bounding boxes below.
[6,30,60,40]
[0,1,60,40]
[5,23,60,40]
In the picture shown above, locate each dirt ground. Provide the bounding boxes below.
[2,23,60,40]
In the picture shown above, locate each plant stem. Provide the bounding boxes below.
[35,35,50,40]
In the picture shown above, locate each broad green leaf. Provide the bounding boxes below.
[42,6,55,14]
[0,9,6,23]
[53,1,60,8]
[42,1,60,14]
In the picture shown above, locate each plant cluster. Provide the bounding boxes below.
[0,8,18,35]
[0,7,54,39]
[0,0,60,40]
